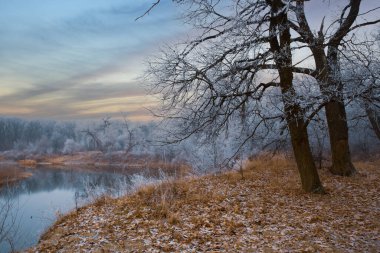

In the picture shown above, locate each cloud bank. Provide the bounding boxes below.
[0,0,186,121]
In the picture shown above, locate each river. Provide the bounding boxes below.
[0,165,161,252]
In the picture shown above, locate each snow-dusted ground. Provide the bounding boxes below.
[26,157,380,252]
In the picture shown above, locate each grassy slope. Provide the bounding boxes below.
[27,155,379,252]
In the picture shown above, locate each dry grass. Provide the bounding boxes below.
[12,152,192,175]
[35,152,102,166]
[28,155,380,252]
[39,195,115,242]
[18,159,37,167]
[44,156,67,165]
[39,209,80,242]
[0,167,33,187]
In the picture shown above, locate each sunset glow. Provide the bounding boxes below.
[0,0,185,121]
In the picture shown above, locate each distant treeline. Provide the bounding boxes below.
[0,118,75,152]
[0,115,378,171]
[0,117,158,156]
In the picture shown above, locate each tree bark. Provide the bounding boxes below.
[287,114,324,192]
[366,104,380,140]
[269,0,324,193]
[325,99,356,175]
[294,0,359,176]
[312,47,356,176]
[326,47,356,176]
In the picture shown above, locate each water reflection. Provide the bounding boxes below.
[0,166,150,197]
[0,166,157,253]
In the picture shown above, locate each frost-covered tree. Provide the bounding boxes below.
[146,0,324,192]
[290,0,379,175]
[341,32,380,140]
[0,118,24,151]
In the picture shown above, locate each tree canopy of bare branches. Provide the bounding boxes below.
[146,0,327,192]
[145,0,379,192]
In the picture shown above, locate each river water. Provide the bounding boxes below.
[0,165,160,252]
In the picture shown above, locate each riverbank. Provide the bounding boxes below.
[0,165,33,188]
[0,152,188,188]
[26,155,380,252]
[1,151,185,171]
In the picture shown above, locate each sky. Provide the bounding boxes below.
[0,0,378,122]
[0,0,186,121]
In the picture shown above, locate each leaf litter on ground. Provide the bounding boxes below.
[26,155,380,252]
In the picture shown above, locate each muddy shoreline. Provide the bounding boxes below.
[27,157,380,252]
[0,151,189,188]
[0,165,33,188]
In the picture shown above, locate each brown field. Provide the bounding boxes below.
[12,151,188,172]
[0,152,189,188]
[0,167,33,187]
[18,159,38,167]
[28,155,380,252]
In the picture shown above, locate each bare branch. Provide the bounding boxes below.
[328,0,361,46]
[348,19,380,33]
[135,0,161,21]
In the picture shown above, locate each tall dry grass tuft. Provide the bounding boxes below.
[122,153,302,221]
[245,153,295,172]
[18,159,37,167]
[133,179,188,219]
[238,153,301,192]
[44,156,66,165]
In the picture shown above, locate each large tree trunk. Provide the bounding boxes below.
[269,0,324,193]
[365,102,380,140]
[294,0,360,177]
[326,48,356,176]
[313,47,356,176]
[325,99,356,175]
[279,68,324,192]
[287,116,324,192]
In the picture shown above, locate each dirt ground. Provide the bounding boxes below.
[27,155,380,252]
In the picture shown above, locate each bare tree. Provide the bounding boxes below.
[289,0,379,175]
[82,128,104,152]
[0,186,21,252]
[266,0,323,192]
[146,0,324,192]
[81,117,113,153]
[121,114,138,155]
[366,101,380,140]
[340,32,380,140]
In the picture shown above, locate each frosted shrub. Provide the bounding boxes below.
[62,139,82,155]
